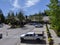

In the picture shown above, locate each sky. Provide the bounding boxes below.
[0,0,50,16]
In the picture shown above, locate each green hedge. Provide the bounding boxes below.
[46,24,54,45]
[46,24,52,38]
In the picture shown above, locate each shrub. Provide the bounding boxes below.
[57,32,60,37]
[48,38,53,45]
[46,24,52,38]
[48,38,52,42]
[10,25,16,28]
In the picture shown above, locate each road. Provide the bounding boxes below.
[0,24,48,45]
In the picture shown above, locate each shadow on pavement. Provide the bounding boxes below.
[21,26,29,30]
[21,40,46,44]
[7,26,28,30]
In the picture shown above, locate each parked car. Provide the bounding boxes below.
[28,23,37,25]
[20,32,44,42]
[35,24,43,28]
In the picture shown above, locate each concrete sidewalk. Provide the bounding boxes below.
[48,25,60,45]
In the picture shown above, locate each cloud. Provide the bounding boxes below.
[10,0,40,11]
[10,0,21,10]
[25,0,40,7]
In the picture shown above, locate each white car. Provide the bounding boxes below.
[20,32,44,42]
[35,24,43,28]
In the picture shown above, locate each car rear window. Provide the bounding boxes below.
[25,34,33,36]
[37,34,43,36]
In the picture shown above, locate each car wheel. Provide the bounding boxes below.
[36,38,40,41]
[21,38,24,42]
[0,34,2,39]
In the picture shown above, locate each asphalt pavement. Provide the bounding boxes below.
[20,24,48,45]
[0,24,35,45]
[0,24,48,45]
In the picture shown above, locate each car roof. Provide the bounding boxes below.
[20,34,26,37]
[27,32,34,34]
[35,32,43,34]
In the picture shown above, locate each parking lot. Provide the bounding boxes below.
[20,24,48,45]
[0,24,48,45]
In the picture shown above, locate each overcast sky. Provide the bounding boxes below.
[0,0,50,16]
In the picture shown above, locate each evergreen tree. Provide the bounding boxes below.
[0,9,5,23]
[47,0,60,36]
[17,11,25,22]
[17,11,25,27]
[6,11,15,24]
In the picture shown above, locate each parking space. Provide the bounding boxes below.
[20,25,48,45]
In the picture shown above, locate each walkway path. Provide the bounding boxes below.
[48,25,60,45]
